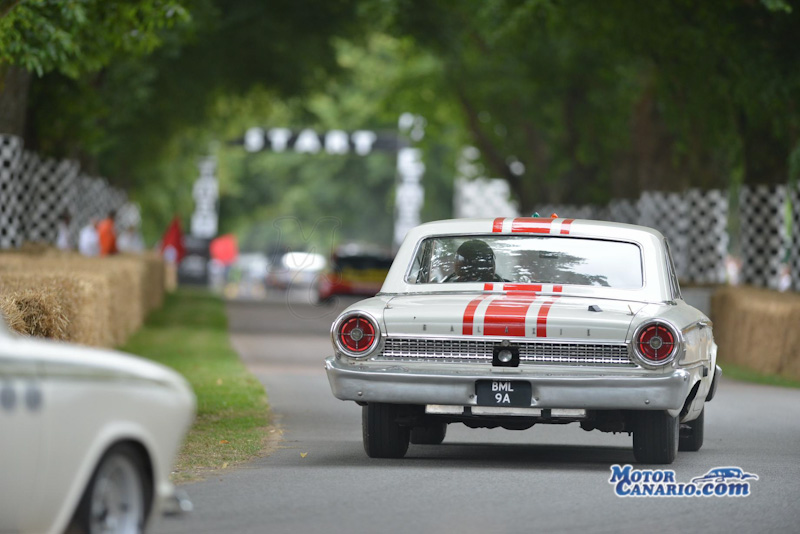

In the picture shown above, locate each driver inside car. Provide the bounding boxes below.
[444,239,506,282]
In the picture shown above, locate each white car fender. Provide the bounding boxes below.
[47,421,163,534]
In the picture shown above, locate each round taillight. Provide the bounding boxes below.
[333,313,380,357]
[634,321,679,366]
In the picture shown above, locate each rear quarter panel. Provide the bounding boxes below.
[36,376,194,534]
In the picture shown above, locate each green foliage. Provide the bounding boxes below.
[0,0,190,76]
[21,0,372,243]
[7,0,800,240]
[377,0,800,206]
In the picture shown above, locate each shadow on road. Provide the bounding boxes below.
[275,440,636,472]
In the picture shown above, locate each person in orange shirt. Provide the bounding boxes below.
[97,210,117,256]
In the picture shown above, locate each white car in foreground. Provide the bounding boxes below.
[0,318,195,533]
[326,218,721,464]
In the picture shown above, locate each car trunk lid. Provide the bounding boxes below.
[383,293,643,342]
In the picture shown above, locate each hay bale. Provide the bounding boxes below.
[711,286,800,380]
[0,250,168,347]
[0,295,28,334]
[0,288,69,340]
[0,268,113,347]
[138,251,166,312]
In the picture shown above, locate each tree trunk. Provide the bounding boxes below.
[738,113,788,186]
[0,64,31,137]
[627,85,685,193]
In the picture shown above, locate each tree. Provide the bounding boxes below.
[0,0,191,135]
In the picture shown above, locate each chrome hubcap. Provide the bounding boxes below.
[89,454,144,534]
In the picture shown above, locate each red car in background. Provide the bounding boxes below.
[318,248,394,302]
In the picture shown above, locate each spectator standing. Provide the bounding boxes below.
[117,224,145,253]
[78,219,100,256]
[56,211,71,251]
[97,210,117,256]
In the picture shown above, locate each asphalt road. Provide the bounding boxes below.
[157,293,800,534]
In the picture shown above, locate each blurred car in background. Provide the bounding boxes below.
[0,318,195,534]
[318,246,394,302]
[266,251,327,290]
[225,252,271,299]
[236,252,271,281]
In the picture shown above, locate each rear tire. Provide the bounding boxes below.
[68,442,152,534]
[410,422,447,445]
[633,411,679,464]
[679,409,705,452]
[362,403,411,458]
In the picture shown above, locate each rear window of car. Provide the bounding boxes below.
[405,235,643,289]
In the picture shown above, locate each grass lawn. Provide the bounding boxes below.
[122,289,270,481]
[720,361,800,389]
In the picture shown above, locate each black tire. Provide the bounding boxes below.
[68,442,152,534]
[362,403,411,458]
[633,411,679,464]
[410,422,447,445]
[679,409,705,452]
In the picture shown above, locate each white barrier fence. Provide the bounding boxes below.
[0,134,133,250]
[457,177,798,289]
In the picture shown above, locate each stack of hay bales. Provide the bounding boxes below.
[711,286,800,381]
[0,249,166,347]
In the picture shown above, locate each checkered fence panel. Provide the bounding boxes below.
[530,204,603,221]
[684,189,729,284]
[790,184,800,292]
[606,198,639,225]
[116,202,142,230]
[0,135,24,249]
[637,191,689,279]
[453,178,518,218]
[25,155,80,243]
[74,175,128,236]
[1,135,131,249]
[739,185,786,289]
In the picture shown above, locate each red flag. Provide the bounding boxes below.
[160,216,185,263]
[210,234,238,265]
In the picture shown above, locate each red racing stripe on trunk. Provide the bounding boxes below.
[463,295,490,335]
[483,295,538,337]
[560,219,575,235]
[492,218,505,232]
[511,218,552,234]
[536,298,558,337]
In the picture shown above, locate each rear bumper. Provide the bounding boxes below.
[325,357,693,411]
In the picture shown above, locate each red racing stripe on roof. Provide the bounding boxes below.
[560,219,575,235]
[463,295,490,335]
[492,218,505,232]
[483,294,538,337]
[511,218,552,234]
[503,283,543,293]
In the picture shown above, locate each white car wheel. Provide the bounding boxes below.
[70,443,151,534]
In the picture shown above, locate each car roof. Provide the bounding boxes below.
[383,217,673,302]
[412,217,665,242]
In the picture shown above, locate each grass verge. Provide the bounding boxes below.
[122,289,270,482]
[720,361,800,389]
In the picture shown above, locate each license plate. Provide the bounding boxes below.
[475,380,532,407]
